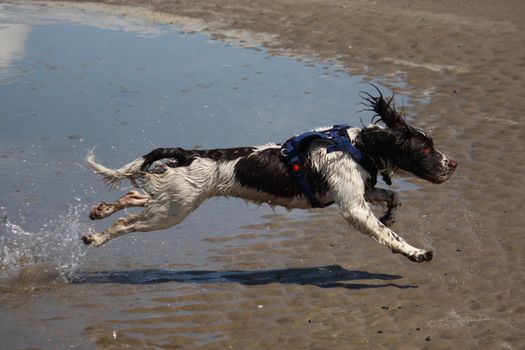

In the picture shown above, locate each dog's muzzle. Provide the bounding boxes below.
[435,156,457,183]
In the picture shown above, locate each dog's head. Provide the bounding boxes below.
[360,88,457,184]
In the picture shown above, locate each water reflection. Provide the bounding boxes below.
[0,23,31,85]
[0,23,31,68]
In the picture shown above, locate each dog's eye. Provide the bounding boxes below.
[421,146,431,157]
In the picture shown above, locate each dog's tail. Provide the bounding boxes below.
[86,149,145,189]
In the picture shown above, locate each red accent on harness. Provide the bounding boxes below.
[292,164,301,172]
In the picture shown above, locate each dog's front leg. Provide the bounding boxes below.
[339,196,432,262]
[364,188,399,227]
[325,158,431,262]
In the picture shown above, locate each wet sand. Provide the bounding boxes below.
[5,0,525,348]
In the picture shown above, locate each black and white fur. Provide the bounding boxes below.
[83,91,457,263]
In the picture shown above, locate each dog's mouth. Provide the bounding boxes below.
[420,168,456,184]
[415,156,457,184]
[430,174,452,184]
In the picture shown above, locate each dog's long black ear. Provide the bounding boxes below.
[360,85,407,129]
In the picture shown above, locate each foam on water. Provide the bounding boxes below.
[0,203,88,286]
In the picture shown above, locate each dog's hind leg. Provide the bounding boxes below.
[82,205,194,247]
[364,188,399,227]
[89,191,151,220]
[82,214,142,246]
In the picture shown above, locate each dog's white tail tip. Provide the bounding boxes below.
[85,149,144,190]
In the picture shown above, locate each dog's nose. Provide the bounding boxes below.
[448,158,457,170]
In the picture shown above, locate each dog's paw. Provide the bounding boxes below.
[89,202,113,220]
[407,250,433,263]
[380,215,395,227]
[81,233,108,247]
[82,234,94,245]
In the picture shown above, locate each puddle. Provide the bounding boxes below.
[0,3,420,349]
[0,2,422,279]
[0,2,380,273]
[0,3,413,279]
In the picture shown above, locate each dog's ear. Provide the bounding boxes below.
[360,85,407,130]
[359,126,404,155]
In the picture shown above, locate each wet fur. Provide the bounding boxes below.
[83,90,457,263]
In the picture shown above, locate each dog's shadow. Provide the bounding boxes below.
[71,264,416,290]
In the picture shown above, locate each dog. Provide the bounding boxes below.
[82,90,456,263]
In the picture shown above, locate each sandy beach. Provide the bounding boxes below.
[2,0,525,348]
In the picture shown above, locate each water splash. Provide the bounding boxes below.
[0,204,88,286]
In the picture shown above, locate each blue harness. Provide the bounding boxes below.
[280,124,370,208]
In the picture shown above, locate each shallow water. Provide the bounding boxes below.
[0,3,411,349]
[0,3,373,276]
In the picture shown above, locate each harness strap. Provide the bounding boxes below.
[281,124,374,208]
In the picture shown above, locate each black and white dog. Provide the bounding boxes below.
[83,91,456,263]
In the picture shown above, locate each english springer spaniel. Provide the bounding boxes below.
[83,90,457,263]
